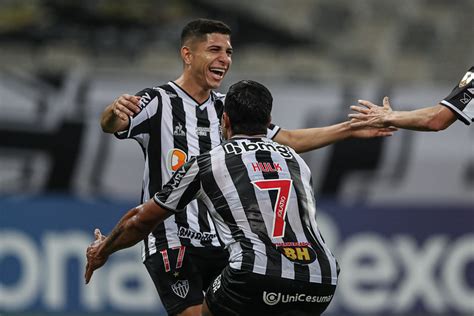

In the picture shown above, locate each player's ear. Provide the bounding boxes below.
[222,112,231,129]
[181,46,192,65]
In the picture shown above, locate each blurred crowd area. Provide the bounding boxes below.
[1,0,473,83]
[0,0,473,203]
[1,3,473,316]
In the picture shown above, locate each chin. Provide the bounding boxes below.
[209,81,222,90]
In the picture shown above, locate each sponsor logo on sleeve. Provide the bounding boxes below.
[167,148,187,172]
[460,93,472,105]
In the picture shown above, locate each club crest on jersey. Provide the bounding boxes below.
[171,280,189,298]
[459,70,473,88]
[275,242,317,265]
[167,148,187,172]
[173,122,186,137]
[224,141,294,159]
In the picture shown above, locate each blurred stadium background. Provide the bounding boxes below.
[1,1,473,315]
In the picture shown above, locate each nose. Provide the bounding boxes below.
[218,52,231,66]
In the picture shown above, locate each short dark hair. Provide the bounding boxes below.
[181,18,231,46]
[224,80,273,135]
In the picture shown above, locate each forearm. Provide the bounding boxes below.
[276,121,352,153]
[386,105,455,131]
[97,201,169,258]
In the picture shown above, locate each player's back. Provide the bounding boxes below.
[199,136,339,285]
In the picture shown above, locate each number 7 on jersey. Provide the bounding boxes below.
[252,179,293,238]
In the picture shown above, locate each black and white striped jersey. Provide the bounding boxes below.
[154,136,339,285]
[441,66,474,125]
[116,81,281,260]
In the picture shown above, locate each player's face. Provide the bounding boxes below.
[189,33,232,90]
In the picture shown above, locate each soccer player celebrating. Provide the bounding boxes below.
[87,80,339,316]
[99,19,394,316]
[349,66,474,130]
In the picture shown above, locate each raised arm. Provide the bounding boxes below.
[273,121,396,153]
[100,94,142,133]
[349,97,457,131]
[85,199,171,284]
[350,66,473,131]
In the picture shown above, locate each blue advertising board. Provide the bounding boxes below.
[1,196,473,315]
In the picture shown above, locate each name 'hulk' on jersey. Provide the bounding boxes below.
[116,82,280,260]
[154,137,339,284]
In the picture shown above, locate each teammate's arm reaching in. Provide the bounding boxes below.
[349,98,456,131]
[349,66,474,131]
[274,121,397,153]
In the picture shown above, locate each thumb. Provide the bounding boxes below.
[94,228,103,240]
[383,96,391,109]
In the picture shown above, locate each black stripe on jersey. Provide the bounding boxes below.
[287,156,332,284]
[254,145,309,281]
[195,106,213,247]
[143,89,163,257]
[197,153,256,267]
[161,84,191,246]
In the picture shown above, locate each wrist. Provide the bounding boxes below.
[384,112,395,127]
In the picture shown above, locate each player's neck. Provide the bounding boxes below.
[174,75,211,104]
[230,133,266,139]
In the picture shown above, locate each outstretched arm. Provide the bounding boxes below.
[85,199,171,283]
[100,94,142,133]
[349,66,473,131]
[349,97,456,131]
[273,121,396,153]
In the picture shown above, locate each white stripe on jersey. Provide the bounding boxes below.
[158,90,182,249]
[293,153,338,285]
[172,84,223,248]
[129,97,159,144]
[206,101,223,147]
[210,147,267,274]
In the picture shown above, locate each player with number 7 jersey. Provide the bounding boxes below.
[154,135,339,285]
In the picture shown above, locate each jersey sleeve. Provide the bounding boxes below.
[266,123,281,139]
[153,157,201,213]
[440,66,474,125]
[114,87,162,143]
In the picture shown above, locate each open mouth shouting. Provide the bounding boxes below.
[209,67,226,81]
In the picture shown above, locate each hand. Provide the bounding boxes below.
[85,228,108,284]
[112,94,141,121]
[349,96,393,128]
